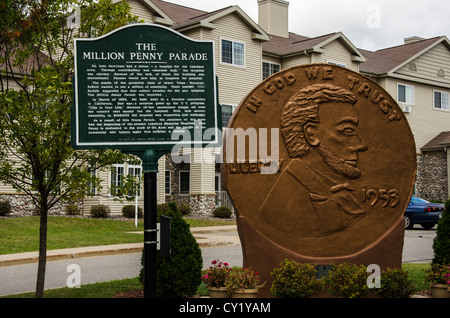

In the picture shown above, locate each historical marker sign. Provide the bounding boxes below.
[72,23,219,152]
[72,23,219,299]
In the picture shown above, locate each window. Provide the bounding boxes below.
[263,61,281,79]
[215,173,221,192]
[165,170,171,195]
[397,84,415,105]
[179,171,190,194]
[110,164,124,196]
[110,162,142,197]
[434,91,449,110]
[86,170,97,196]
[127,165,142,197]
[221,39,245,66]
[221,104,236,128]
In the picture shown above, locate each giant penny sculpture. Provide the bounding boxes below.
[223,64,416,297]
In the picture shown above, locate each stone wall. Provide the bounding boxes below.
[189,194,216,215]
[0,193,83,216]
[416,151,448,201]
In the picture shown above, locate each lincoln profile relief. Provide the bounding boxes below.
[258,83,369,238]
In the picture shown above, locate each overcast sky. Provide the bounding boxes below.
[165,0,449,51]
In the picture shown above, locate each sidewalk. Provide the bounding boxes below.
[0,225,239,267]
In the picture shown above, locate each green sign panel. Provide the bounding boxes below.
[72,24,219,153]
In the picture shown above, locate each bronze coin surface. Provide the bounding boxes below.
[223,64,416,258]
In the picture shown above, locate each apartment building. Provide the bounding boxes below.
[1,0,449,216]
[359,36,450,201]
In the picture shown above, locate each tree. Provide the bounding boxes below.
[0,0,140,298]
[432,199,450,264]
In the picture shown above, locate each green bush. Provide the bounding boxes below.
[178,202,191,216]
[65,204,80,216]
[270,259,322,298]
[213,206,232,218]
[377,268,415,298]
[324,263,369,298]
[432,199,450,264]
[90,204,111,218]
[139,201,203,297]
[122,205,143,219]
[0,199,12,216]
[157,203,170,215]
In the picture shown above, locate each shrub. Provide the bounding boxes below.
[377,268,415,298]
[65,204,80,216]
[213,206,232,218]
[179,202,191,216]
[122,205,143,219]
[157,203,170,215]
[90,204,111,218]
[139,201,203,297]
[324,263,369,298]
[0,199,12,216]
[270,259,322,298]
[432,199,450,264]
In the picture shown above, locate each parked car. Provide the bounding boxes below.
[404,196,444,229]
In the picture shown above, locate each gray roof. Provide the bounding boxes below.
[421,131,450,151]
[359,37,445,75]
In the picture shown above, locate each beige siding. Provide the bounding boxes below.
[126,0,156,23]
[0,182,20,194]
[205,13,263,105]
[258,0,289,38]
[316,39,360,72]
[384,78,450,153]
[280,54,311,70]
[396,42,450,85]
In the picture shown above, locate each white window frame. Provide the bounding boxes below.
[127,164,142,198]
[433,90,449,111]
[220,38,245,67]
[215,172,221,192]
[110,164,125,197]
[397,83,415,105]
[262,61,281,79]
[221,103,237,129]
[87,170,97,196]
[110,162,143,197]
[179,170,190,195]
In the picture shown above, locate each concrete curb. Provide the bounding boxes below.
[0,225,239,267]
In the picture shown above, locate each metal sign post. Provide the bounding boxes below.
[142,150,159,299]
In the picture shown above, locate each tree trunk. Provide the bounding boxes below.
[35,204,48,298]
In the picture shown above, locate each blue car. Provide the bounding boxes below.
[404,196,444,229]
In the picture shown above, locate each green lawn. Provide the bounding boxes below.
[1,264,431,298]
[0,216,235,255]
[0,216,431,298]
